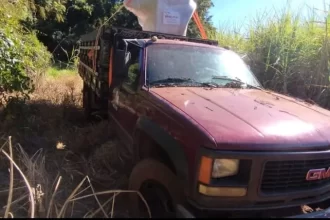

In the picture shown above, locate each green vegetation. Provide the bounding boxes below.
[0,0,214,107]
[1,0,330,109]
[210,5,330,109]
[30,0,214,62]
[46,67,77,78]
[0,1,51,105]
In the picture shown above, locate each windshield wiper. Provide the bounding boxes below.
[212,76,262,90]
[150,78,221,88]
[200,82,221,88]
[150,78,196,88]
[151,78,193,84]
[212,75,243,83]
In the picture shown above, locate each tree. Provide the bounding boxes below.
[187,0,216,38]
[31,0,138,62]
[23,0,216,62]
[27,0,68,22]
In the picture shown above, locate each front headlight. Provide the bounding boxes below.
[198,157,246,197]
[212,159,240,178]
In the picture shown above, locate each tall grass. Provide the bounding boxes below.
[0,138,150,218]
[210,4,330,109]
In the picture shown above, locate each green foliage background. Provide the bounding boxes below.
[0,0,214,106]
[210,5,330,109]
[1,0,330,109]
[0,1,51,105]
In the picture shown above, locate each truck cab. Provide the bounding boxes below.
[79,27,330,218]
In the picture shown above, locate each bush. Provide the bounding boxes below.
[0,31,31,105]
[20,33,52,79]
[0,0,51,106]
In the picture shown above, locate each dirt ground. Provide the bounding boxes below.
[0,74,137,218]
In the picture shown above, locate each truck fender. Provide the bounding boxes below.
[134,116,189,184]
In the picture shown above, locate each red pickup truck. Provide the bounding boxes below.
[79,27,330,218]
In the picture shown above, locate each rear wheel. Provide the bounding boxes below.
[128,159,182,218]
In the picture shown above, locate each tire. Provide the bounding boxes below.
[128,159,183,218]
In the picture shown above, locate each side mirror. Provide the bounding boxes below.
[113,50,131,79]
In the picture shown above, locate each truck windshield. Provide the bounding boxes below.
[146,44,261,88]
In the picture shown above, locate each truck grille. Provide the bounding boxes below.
[261,159,330,194]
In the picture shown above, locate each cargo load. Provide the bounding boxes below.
[123,0,197,36]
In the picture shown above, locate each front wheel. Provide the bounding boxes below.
[128,159,182,218]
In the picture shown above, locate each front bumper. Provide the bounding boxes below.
[189,147,330,211]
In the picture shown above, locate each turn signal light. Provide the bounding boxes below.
[198,156,212,184]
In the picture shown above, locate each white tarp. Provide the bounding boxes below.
[123,0,197,36]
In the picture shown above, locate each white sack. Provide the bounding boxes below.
[123,0,197,36]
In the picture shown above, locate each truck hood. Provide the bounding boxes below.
[150,87,330,151]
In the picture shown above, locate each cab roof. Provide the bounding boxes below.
[125,38,224,50]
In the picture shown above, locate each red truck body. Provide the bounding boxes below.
[79,27,330,218]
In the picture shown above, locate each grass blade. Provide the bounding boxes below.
[46,176,62,218]
[87,195,115,218]
[69,190,151,218]
[86,177,108,218]
[110,192,117,218]
[57,176,87,218]
[4,137,13,218]
[1,149,35,218]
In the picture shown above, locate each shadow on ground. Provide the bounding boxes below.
[0,75,135,218]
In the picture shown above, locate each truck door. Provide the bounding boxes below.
[110,47,143,137]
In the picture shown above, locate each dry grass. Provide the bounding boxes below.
[0,138,150,218]
[0,73,110,154]
[0,72,148,218]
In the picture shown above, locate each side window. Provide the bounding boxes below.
[123,49,141,91]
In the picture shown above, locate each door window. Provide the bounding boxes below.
[123,48,141,91]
